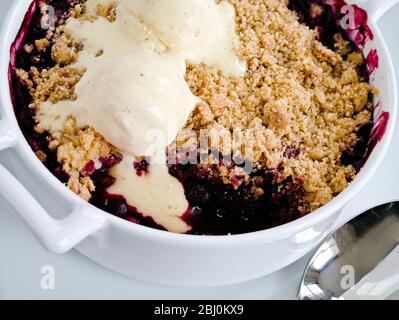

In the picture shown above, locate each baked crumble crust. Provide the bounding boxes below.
[50,117,115,200]
[183,0,375,209]
[13,0,376,226]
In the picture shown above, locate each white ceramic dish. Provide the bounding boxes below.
[0,0,397,287]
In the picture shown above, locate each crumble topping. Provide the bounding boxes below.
[18,65,84,104]
[49,117,115,200]
[13,0,376,226]
[96,2,117,22]
[182,0,376,209]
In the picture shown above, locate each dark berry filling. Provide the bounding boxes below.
[169,163,307,235]
[133,159,149,176]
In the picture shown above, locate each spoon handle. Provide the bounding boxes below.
[341,244,399,300]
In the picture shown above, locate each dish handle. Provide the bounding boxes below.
[363,0,399,22]
[0,119,106,254]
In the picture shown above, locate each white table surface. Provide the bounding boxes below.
[0,0,398,300]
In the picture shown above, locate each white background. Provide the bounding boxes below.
[0,0,398,299]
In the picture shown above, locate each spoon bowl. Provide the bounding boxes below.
[298,202,399,300]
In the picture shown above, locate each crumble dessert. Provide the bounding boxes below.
[10,0,377,234]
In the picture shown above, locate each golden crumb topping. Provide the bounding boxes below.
[182,0,375,209]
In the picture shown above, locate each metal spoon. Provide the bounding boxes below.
[298,202,399,300]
